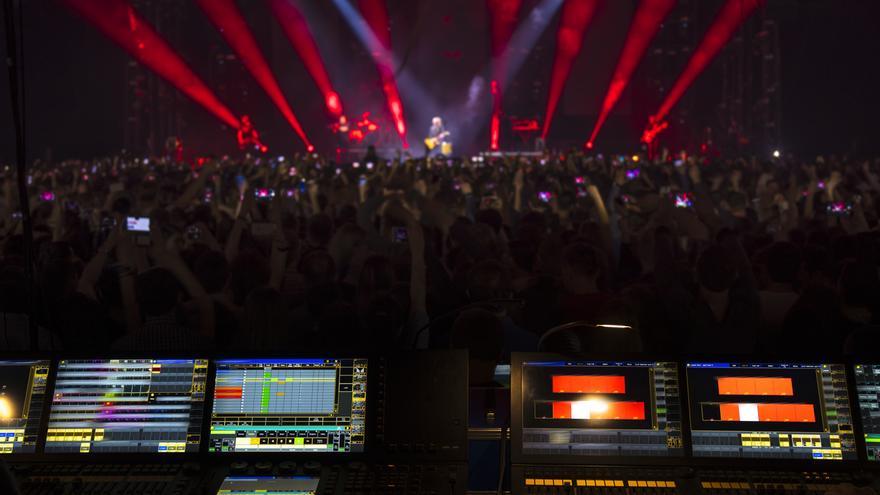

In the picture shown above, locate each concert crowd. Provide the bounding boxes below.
[0,150,878,380]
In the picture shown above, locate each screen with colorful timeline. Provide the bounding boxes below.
[686,362,857,460]
[209,359,367,453]
[520,361,683,458]
[45,359,208,454]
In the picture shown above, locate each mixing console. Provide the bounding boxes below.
[6,353,880,495]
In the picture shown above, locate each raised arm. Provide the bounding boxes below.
[226,192,254,262]
[174,162,217,208]
[150,224,215,338]
[513,167,524,212]
[116,226,142,335]
[77,227,119,300]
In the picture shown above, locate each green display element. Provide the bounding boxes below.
[260,371,271,413]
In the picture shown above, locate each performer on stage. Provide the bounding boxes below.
[424,116,451,157]
[237,115,268,153]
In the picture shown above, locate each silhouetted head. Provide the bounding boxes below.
[697,244,737,292]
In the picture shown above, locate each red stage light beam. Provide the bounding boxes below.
[267,0,344,117]
[647,0,763,130]
[487,0,523,151]
[542,0,600,140]
[490,80,501,151]
[196,0,312,150]
[62,0,239,129]
[356,0,408,147]
[587,0,675,148]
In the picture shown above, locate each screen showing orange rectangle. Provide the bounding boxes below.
[708,403,815,422]
[716,377,793,396]
[551,375,626,394]
[547,401,645,420]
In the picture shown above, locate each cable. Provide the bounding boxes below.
[2,0,36,350]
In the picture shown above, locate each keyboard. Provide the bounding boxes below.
[518,465,683,494]
[216,460,466,495]
[514,465,877,494]
[334,462,463,495]
[14,463,202,495]
[694,468,866,494]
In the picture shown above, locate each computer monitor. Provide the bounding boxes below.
[513,356,684,461]
[215,476,319,495]
[45,358,209,453]
[209,358,367,453]
[0,360,50,454]
[853,364,880,461]
[686,362,857,460]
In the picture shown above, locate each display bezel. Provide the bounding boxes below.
[206,355,370,458]
[511,352,686,467]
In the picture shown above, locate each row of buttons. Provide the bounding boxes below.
[525,478,677,488]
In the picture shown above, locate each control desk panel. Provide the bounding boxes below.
[5,353,880,495]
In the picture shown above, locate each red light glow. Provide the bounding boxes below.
[62,0,239,129]
[588,0,675,146]
[490,80,501,150]
[649,0,763,128]
[487,0,523,59]
[326,92,342,115]
[487,0,522,151]
[357,0,408,147]
[267,0,344,117]
[196,0,312,149]
[542,0,600,139]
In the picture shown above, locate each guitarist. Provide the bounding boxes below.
[425,116,451,157]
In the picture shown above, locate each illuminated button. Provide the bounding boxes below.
[525,479,535,486]
[629,481,638,487]
[586,480,596,486]
[576,480,586,487]
[614,481,624,487]
[605,480,615,487]
[596,480,606,487]
[647,481,657,487]
[553,480,563,486]
[637,481,647,487]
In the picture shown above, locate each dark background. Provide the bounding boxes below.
[1,0,879,161]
